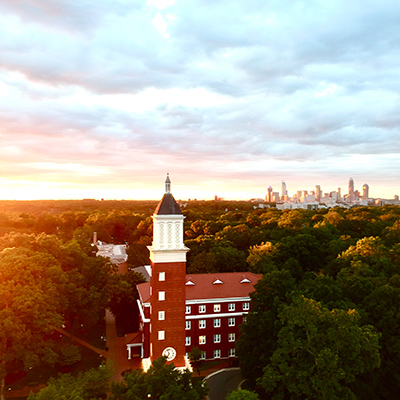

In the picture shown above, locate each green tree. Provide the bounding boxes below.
[188,346,202,375]
[360,283,400,398]
[110,357,209,400]
[226,389,260,400]
[31,362,113,400]
[259,296,381,400]
[0,247,65,400]
[246,242,277,274]
[210,244,246,272]
[236,270,296,388]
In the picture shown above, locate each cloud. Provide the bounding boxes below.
[0,0,399,199]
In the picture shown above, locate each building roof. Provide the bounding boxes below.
[96,243,128,265]
[153,192,183,215]
[137,281,151,303]
[137,272,262,304]
[130,265,151,282]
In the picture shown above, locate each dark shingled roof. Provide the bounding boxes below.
[154,193,183,215]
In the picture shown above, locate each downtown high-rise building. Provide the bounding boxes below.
[348,177,355,203]
[281,181,287,199]
[362,183,369,199]
[315,185,321,202]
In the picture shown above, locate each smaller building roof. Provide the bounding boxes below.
[137,272,262,304]
[185,272,261,300]
[96,243,128,265]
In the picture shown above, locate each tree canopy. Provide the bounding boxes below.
[110,357,209,400]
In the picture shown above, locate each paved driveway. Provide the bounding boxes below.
[204,368,242,400]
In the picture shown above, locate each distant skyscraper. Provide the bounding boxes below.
[281,181,287,199]
[267,186,273,202]
[337,187,341,199]
[348,177,355,203]
[316,185,321,202]
[362,184,369,199]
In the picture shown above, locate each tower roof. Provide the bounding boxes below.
[153,174,183,215]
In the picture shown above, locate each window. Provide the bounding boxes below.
[158,311,165,321]
[214,304,221,312]
[228,317,235,327]
[228,303,235,311]
[214,334,221,343]
[200,351,206,360]
[158,330,165,340]
[229,348,235,357]
[243,316,247,323]
[199,305,206,313]
[186,306,191,314]
[214,318,221,328]
[199,335,206,345]
[228,333,235,342]
[199,319,206,329]
[185,320,191,330]
[185,337,191,346]
[159,272,165,281]
[158,291,165,301]
[243,302,250,310]
[214,349,221,359]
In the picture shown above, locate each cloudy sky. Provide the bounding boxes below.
[0,0,399,200]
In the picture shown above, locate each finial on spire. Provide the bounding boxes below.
[165,173,171,193]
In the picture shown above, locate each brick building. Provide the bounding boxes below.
[133,176,261,369]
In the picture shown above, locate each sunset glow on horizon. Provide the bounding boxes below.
[0,0,399,202]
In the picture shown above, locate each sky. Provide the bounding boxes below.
[0,0,399,201]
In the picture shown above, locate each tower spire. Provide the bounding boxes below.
[165,173,171,194]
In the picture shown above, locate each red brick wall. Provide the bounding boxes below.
[149,260,186,367]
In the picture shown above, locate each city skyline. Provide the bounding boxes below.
[0,1,399,201]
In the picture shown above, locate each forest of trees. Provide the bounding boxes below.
[1,199,400,398]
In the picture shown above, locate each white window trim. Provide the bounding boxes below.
[186,296,251,305]
[158,291,165,301]
[186,311,246,320]
[158,330,165,340]
[158,311,165,321]
[214,334,221,343]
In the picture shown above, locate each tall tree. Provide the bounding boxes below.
[259,296,381,400]
[0,247,65,400]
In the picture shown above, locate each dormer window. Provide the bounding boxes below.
[185,278,195,286]
[213,278,224,284]
[240,277,251,283]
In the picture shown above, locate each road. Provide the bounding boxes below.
[205,368,242,400]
